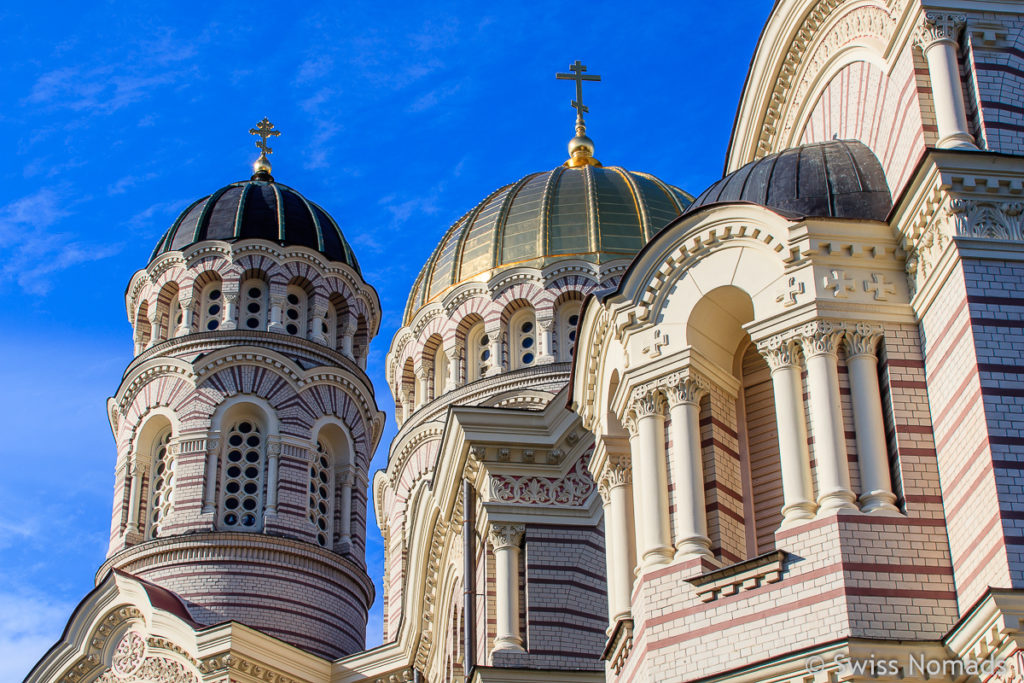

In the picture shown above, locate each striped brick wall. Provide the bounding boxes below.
[965,17,1024,155]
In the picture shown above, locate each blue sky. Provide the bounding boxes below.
[1,1,770,677]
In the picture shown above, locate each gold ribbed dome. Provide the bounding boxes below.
[404,165,692,324]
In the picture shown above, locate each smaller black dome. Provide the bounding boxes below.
[686,140,892,222]
[150,180,360,272]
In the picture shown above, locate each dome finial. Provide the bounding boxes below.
[556,61,602,167]
[249,117,281,181]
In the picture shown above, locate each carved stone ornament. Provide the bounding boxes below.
[823,269,855,298]
[775,276,804,307]
[916,12,966,49]
[949,199,1024,240]
[489,451,595,506]
[111,631,146,677]
[488,523,526,550]
[664,374,707,407]
[98,650,199,683]
[757,335,801,371]
[845,322,883,358]
[800,320,845,357]
[629,388,661,419]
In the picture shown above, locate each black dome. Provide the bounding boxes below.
[150,180,360,272]
[686,140,892,222]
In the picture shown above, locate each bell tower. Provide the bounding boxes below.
[100,121,384,658]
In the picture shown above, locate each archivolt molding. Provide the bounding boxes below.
[730,0,911,169]
[56,606,144,683]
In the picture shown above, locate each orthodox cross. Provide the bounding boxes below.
[249,117,281,157]
[556,61,601,133]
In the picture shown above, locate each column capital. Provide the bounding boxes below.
[800,320,845,358]
[845,322,884,359]
[599,456,632,498]
[628,386,662,420]
[756,334,802,371]
[916,12,966,50]
[537,317,555,332]
[663,372,708,408]
[488,523,525,550]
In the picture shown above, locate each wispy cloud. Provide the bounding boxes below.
[0,589,76,681]
[25,66,180,115]
[108,172,159,196]
[0,188,123,295]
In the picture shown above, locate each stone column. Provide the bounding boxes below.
[916,12,976,150]
[339,467,354,549]
[268,295,286,334]
[146,308,162,348]
[415,367,429,407]
[265,440,281,516]
[485,322,503,377]
[626,388,674,569]
[599,456,634,623]
[758,336,817,525]
[340,318,357,359]
[202,433,221,515]
[536,317,555,363]
[220,291,238,331]
[801,321,858,513]
[446,347,460,390]
[310,303,329,346]
[126,459,145,534]
[176,297,194,337]
[489,523,526,652]
[665,374,713,561]
[845,324,900,515]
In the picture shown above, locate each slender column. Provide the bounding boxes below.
[626,388,674,569]
[846,324,900,515]
[126,460,145,534]
[599,455,633,623]
[146,309,162,348]
[220,291,238,330]
[265,440,281,515]
[401,394,414,423]
[489,523,526,652]
[446,347,460,390]
[176,297,194,337]
[665,375,713,561]
[485,323,503,377]
[202,433,221,515]
[916,13,976,150]
[415,367,429,406]
[339,467,353,548]
[340,318,357,359]
[133,329,146,356]
[801,321,858,513]
[310,305,329,346]
[536,317,555,363]
[758,336,817,525]
[268,295,286,333]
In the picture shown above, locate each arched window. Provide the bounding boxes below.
[219,418,265,530]
[423,334,444,400]
[200,281,223,331]
[147,430,173,539]
[167,293,183,337]
[466,322,489,383]
[284,285,308,337]
[509,309,537,370]
[309,440,333,547]
[240,278,268,330]
[557,301,582,362]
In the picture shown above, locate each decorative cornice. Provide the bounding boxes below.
[489,451,595,507]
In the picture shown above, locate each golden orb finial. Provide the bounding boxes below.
[248,117,281,181]
[556,61,602,167]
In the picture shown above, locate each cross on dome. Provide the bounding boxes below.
[556,61,602,167]
[249,117,281,180]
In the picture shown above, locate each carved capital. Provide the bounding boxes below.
[488,523,525,550]
[537,317,555,332]
[845,322,883,358]
[916,12,966,49]
[757,335,802,371]
[602,456,632,490]
[800,320,845,358]
[629,387,661,420]
[664,374,707,407]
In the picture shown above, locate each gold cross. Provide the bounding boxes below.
[556,61,601,129]
[249,117,281,157]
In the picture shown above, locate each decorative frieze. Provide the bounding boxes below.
[489,452,595,506]
[949,199,1024,240]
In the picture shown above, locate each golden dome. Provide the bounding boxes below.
[403,164,692,324]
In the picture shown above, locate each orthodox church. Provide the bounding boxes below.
[27,0,1024,682]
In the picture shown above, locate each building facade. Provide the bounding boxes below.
[28,1,1024,682]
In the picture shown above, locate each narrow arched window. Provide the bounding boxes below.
[167,293,183,338]
[284,285,308,337]
[309,440,333,547]
[147,430,173,538]
[557,302,582,362]
[240,278,268,330]
[220,419,265,530]
[200,282,223,331]
[466,323,489,383]
[509,309,536,369]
